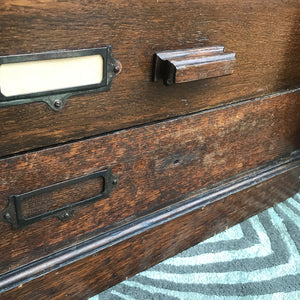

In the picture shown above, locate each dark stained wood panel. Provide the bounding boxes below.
[1,160,299,300]
[0,0,299,156]
[0,90,299,275]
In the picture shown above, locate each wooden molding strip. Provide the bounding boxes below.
[0,152,299,295]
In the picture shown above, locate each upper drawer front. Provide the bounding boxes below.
[0,0,299,156]
[0,90,299,274]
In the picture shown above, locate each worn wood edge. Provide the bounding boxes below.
[1,87,299,160]
[155,46,225,60]
[0,152,299,294]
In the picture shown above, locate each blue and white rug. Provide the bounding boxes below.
[90,193,300,299]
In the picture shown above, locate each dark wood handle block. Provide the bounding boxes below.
[153,46,236,85]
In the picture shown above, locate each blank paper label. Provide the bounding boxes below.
[0,55,103,97]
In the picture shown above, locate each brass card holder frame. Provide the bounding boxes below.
[0,168,118,230]
[0,46,121,111]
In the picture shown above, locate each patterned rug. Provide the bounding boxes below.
[90,193,300,299]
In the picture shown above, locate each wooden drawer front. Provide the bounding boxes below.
[2,164,298,299]
[0,90,299,274]
[1,0,299,156]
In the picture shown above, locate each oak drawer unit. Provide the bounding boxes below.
[0,0,299,299]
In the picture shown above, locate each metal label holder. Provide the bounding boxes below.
[0,168,118,230]
[0,46,121,111]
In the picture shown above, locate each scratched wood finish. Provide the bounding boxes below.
[0,90,299,274]
[0,0,299,156]
[1,163,299,300]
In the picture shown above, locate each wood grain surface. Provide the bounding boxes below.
[0,90,299,275]
[0,0,299,156]
[1,160,299,299]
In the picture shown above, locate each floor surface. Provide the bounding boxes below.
[90,193,300,299]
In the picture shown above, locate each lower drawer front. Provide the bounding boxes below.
[2,163,298,299]
[0,90,299,274]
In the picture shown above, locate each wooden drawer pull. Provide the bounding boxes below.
[0,168,117,230]
[153,46,235,85]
